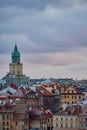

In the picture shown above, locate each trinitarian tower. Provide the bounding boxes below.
[9,44,23,76]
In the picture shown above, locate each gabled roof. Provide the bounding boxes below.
[55,104,83,116]
[39,86,53,96]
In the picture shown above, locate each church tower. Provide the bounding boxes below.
[12,44,20,64]
[9,44,23,76]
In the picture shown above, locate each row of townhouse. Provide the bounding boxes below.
[0,83,86,130]
[0,99,54,130]
[38,83,84,104]
[53,104,87,130]
[0,82,85,112]
[0,101,29,130]
[0,100,87,130]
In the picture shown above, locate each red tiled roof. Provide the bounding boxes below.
[55,104,83,116]
[46,111,53,118]
[39,86,53,96]
[9,83,17,89]
[0,97,6,100]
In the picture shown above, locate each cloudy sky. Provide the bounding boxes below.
[0,0,87,79]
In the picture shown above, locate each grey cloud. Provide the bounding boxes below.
[0,0,87,78]
[0,0,87,55]
[0,0,87,10]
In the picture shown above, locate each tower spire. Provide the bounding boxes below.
[12,44,20,64]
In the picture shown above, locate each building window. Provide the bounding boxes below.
[60,123,63,127]
[79,96,81,99]
[3,115,5,120]
[44,127,46,130]
[85,118,87,121]
[51,119,53,122]
[7,115,9,119]
[61,118,63,121]
[15,121,18,126]
[76,118,78,121]
[76,123,78,128]
[80,118,82,121]
[66,118,68,121]
[70,123,73,128]
[71,118,73,121]
[3,122,5,125]
[85,124,87,128]
[65,123,68,127]
[48,119,49,122]
[56,123,58,127]
[56,118,58,121]
[7,122,9,126]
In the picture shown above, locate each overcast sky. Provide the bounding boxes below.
[0,0,87,79]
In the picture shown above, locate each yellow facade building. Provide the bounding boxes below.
[53,115,79,129]
[60,86,83,108]
[53,104,83,130]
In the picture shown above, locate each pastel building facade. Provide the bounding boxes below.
[53,115,79,129]
[60,86,83,107]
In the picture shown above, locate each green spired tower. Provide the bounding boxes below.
[12,44,20,64]
[3,44,30,87]
[9,44,23,76]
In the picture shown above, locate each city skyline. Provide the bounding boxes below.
[0,0,87,79]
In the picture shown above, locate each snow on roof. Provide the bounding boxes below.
[29,86,36,92]
[41,78,54,85]
[7,87,17,94]
[0,79,6,84]
[83,101,87,104]
[0,87,17,95]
